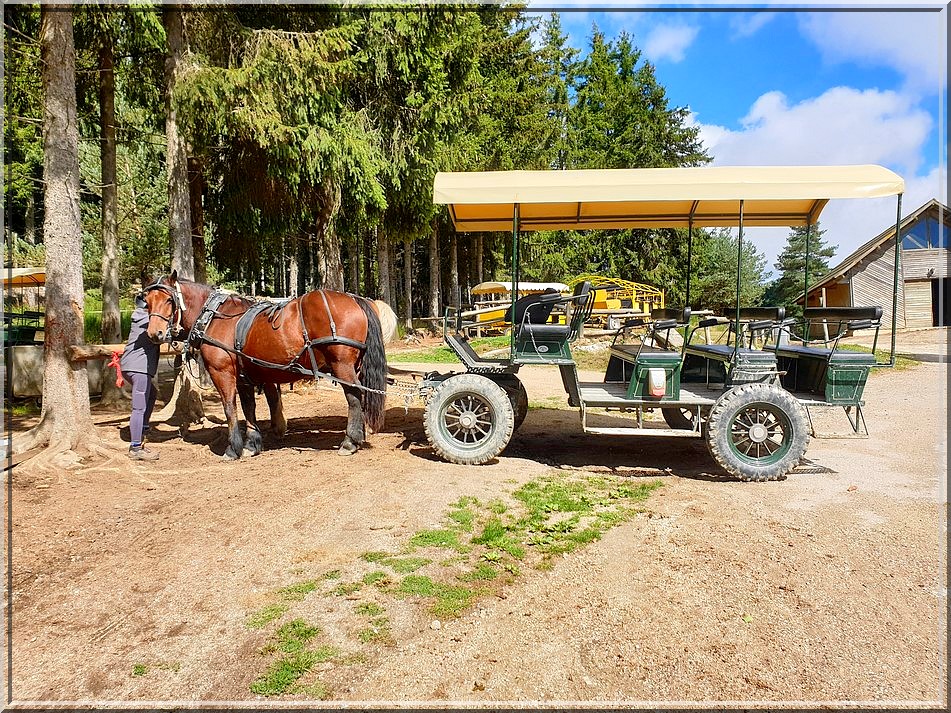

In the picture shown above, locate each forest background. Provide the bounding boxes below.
[4,3,834,336]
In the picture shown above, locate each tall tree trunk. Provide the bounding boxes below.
[428,221,441,318]
[25,191,36,244]
[348,236,360,294]
[363,227,373,298]
[402,237,413,330]
[376,228,391,305]
[388,240,398,312]
[163,7,193,278]
[98,36,124,406]
[16,5,95,460]
[288,241,299,296]
[449,232,460,308]
[317,181,344,291]
[474,234,484,284]
[187,156,206,283]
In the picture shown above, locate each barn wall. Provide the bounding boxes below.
[903,248,949,280]
[904,280,933,328]
[848,241,906,328]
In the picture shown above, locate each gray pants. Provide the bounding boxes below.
[123,371,156,446]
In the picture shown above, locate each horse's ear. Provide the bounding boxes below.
[170,269,178,284]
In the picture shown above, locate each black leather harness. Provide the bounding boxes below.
[182,288,377,391]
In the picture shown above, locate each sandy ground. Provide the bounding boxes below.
[6,331,948,708]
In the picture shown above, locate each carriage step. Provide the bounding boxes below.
[582,426,702,438]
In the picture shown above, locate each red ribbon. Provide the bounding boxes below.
[107,350,124,387]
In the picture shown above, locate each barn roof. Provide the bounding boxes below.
[801,198,948,302]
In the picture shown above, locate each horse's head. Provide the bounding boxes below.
[143,270,186,344]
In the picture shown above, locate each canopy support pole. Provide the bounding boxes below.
[510,204,520,357]
[735,200,744,353]
[686,214,694,309]
[803,220,812,346]
[889,193,903,366]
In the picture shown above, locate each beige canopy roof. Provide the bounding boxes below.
[3,267,45,288]
[471,281,569,296]
[434,165,905,232]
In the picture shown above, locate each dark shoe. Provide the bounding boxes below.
[128,445,159,461]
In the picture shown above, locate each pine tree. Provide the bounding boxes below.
[764,223,837,315]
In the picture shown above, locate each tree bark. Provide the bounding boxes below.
[16,5,95,460]
[376,227,391,305]
[474,234,484,284]
[449,232,460,308]
[187,155,206,283]
[363,227,373,298]
[402,237,413,330]
[164,7,193,279]
[288,241,299,296]
[98,36,124,407]
[428,221,441,318]
[25,191,36,245]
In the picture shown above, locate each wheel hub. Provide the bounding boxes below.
[458,411,477,429]
[748,422,769,443]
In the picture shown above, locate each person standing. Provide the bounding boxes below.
[120,293,160,460]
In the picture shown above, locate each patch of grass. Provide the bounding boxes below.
[357,616,393,644]
[7,401,40,417]
[361,552,431,574]
[278,580,319,602]
[290,681,332,699]
[321,569,342,580]
[274,619,320,654]
[471,517,525,559]
[448,507,475,532]
[331,582,362,597]
[409,528,466,551]
[458,563,498,582]
[132,664,147,677]
[362,570,389,586]
[250,651,319,696]
[246,603,289,630]
[397,574,478,618]
[355,602,385,617]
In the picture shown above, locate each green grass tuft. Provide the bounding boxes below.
[355,602,385,617]
[246,603,289,630]
[274,619,320,654]
[132,664,147,677]
[278,580,319,602]
[409,529,466,551]
[250,651,319,696]
[458,563,498,582]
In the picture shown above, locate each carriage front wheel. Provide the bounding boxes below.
[424,374,515,465]
[705,383,810,482]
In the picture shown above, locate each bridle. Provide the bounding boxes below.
[143,281,187,342]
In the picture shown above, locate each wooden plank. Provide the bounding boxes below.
[68,342,179,362]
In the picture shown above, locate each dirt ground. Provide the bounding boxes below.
[7,331,948,708]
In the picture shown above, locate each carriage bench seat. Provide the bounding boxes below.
[774,344,877,364]
[608,343,679,363]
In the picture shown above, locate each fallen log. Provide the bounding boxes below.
[68,342,180,362]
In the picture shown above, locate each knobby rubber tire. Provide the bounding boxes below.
[502,378,529,430]
[705,382,809,482]
[662,407,697,431]
[424,374,515,465]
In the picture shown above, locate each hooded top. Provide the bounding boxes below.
[119,306,159,376]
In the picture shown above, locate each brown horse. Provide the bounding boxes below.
[143,271,390,459]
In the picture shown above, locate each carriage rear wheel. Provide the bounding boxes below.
[498,377,529,430]
[662,406,703,431]
[705,383,809,482]
[424,374,515,465]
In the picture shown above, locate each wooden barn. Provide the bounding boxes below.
[802,198,949,328]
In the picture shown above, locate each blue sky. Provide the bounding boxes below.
[527,3,947,276]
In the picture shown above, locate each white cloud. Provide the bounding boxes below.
[799,12,946,94]
[695,86,941,271]
[729,12,778,39]
[643,24,699,63]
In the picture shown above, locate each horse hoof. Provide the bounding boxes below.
[244,447,260,457]
[337,445,357,457]
[223,452,240,461]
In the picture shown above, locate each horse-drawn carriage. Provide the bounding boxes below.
[414,165,905,480]
[144,165,904,482]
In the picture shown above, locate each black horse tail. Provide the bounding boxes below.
[356,297,387,433]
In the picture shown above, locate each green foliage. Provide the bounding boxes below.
[762,223,837,316]
[693,229,769,314]
[246,603,289,630]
